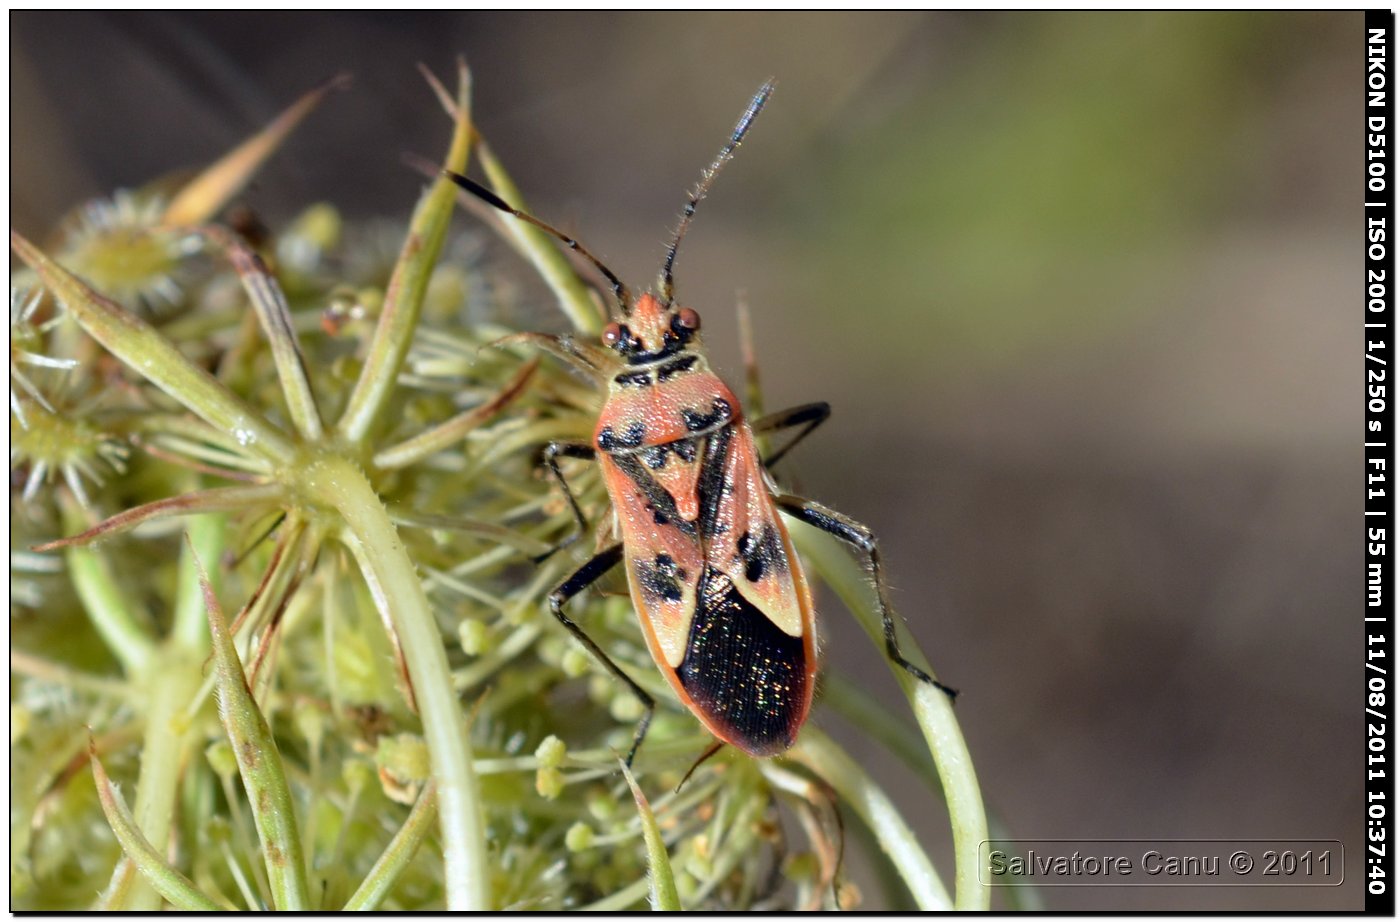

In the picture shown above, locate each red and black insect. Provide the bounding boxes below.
[447,82,953,764]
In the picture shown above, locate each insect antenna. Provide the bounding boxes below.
[660,79,775,306]
[444,171,631,315]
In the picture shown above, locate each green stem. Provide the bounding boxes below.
[95,860,142,911]
[112,647,205,910]
[38,485,283,553]
[92,754,225,912]
[10,650,137,701]
[621,763,681,911]
[822,672,943,796]
[786,728,951,911]
[791,522,990,911]
[197,550,310,911]
[342,783,438,911]
[301,454,488,910]
[581,877,650,912]
[371,358,536,470]
[173,513,225,651]
[217,233,325,441]
[338,65,472,444]
[61,499,155,675]
[477,141,606,334]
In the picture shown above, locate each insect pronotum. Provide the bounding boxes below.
[448,81,953,765]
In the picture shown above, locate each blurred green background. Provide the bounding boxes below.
[11,11,1360,910]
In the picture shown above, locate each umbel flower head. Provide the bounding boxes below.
[10,285,77,427]
[9,60,983,911]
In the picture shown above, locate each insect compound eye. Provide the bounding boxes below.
[602,322,624,348]
[675,308,701,332]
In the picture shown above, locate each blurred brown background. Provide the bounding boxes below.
[11,11,1361,910]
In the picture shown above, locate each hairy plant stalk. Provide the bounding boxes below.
[342,784,438,911]
[91,756,225,912]
[60,499,154,675]
[305,454,488,910]
[197,546,311,911]
[621,762,680,911]
[111,647,205,910]
[786,727,951,910]
[216,234,325,441]
[338,61,471,443]
[172,513,225,650]
[790,522,990,911]
[475,141,606,334]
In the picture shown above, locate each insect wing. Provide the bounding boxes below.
[708,425,808,639]
[602,454,705,669]
[666,422,815,756]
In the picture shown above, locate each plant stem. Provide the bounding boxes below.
[581,877,650,912]
[338,63,472,444]
[61,499,154,675]
[196,547,311,912]
[342,784,438,911]
[94,621,207,912]
[217,233,325,441]
[822,672,944,796]
[302,454,488,910]
[114,647,205,910]
[371,358,537,470]
[91,754,225,912]
[173,513,225,651]
[790,521,991,911]
[622,762,681,911]
[10,650,137,701]
[476,141,606,334]
[786,728,951,911]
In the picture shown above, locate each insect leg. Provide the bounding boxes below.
[548,543,657,766]
[535,441,596,563]
[674,739,726,794]
[773,494,957,698]
[752,402,830,469]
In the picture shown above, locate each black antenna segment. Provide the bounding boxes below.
[660,80,775,306]
[445,171,631,315]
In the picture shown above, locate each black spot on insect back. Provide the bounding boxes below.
[656,354,698,382]
[614,454,697,536]
[681,397,732,433]
[641,445,670,470]
[613,370,653,388]
[635,553,686,604]
[598,421,647,452]
[735,526,785,584]
[677,569,808,756]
